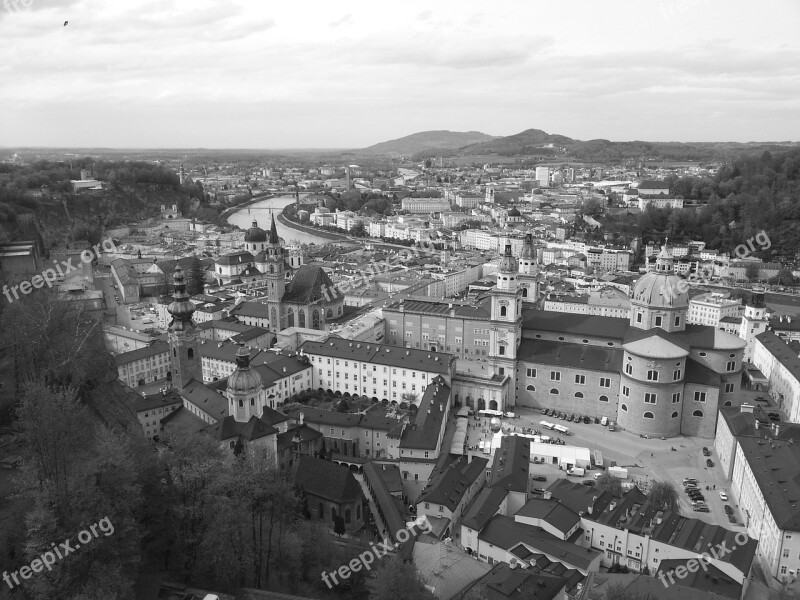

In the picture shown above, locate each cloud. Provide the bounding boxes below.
[329,13,352,28]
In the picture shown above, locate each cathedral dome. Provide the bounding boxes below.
[631,272,688,308]
[228,345,262,394]
[507,208,521,217]
[244,219,267,243]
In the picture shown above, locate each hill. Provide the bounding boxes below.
[359,130,496,157]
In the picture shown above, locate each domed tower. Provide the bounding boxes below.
[629,243,688,332]
[227,344,263,422]
[265,213,286,331]
[168,266,202,390]
[244,219,268,254]
[490,245,523,404]
[518,233,539,304]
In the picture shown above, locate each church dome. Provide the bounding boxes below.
[228,345,262,394]
[507,208,521,217]
[631,272,688,308]
[498,244,518,273]
[244,219,267,243]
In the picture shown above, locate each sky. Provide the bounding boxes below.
[0,0,799,149]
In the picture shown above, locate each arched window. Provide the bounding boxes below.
[549,388,559,395]
[238,399,243,408]
[345,509,351,524]
[526,385,535,391]
[621,404,628,412]
[500,306,507,317]
[643,411,654,419]
[271,307,278,329]
[692,410,704,418]
[287,308,294,327]
[723,401,732,407]
[356,505,361,521]
[299,310,306,328]
[671,411,679,419]
[312,310,320,329]
[173,348,177,357]
[187,348,194,360]
[599,395,609,402]
[229,440,235,449]
[319,503,324,519]
[250,398,255,406]
[331,507,337,521]
[522,288,528,297]
[575,392,584,399]
[327,308,333,318]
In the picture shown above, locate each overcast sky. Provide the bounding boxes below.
[1,0,799,149]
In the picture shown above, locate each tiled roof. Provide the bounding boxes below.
[515,498,581,535]
[400,376,451,450]
[293,455,362,504]
[545,478,614,515]
[200,339,261,363]
[131,388,183,412]
[114,340,170,366]
[230,301,271,319]
[522,310,628,340]
[418,454,488,510]
[517,339,623,372]
[282,265,341,304]
[384,297,492,320]
[488,435,530,493]
[461,487,509,532]
[216,251,255,266]
[179,378,228,421]
[756,330,800,385]
[299,336,453,374]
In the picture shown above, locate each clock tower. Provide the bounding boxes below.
[490,244,522,405]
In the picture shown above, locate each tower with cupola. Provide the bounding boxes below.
[226,344,264,422]
[518,233,539,305]
[629,243,688,333]
[167,266,202,390]
[490,244,523,401]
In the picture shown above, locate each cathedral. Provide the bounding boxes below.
[217,215,345,332]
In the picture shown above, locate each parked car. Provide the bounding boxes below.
[694,506,710,513]
[719,491,728,501]
[768,413,781,422]
[727,514,736,523]
[706,459,714,468]
[532,488,546,494]
[582,480,596,487]
[683,478,698,485]
[724,505,733,515]
[584,416,591,424]
[532,476,547,482]
[702,447,711,456]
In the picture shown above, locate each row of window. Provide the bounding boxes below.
[620,404,704,418]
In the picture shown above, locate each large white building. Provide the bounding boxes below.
[535,167,550,188]
[401,197,450,213]
[752,331,800,423]
[687,292,743,326]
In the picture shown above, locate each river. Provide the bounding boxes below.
[226,194,333,246]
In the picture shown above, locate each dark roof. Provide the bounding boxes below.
[684,357,723,387]
[216,251,255,266]
[268,214,279,244]
[479,515,599,572]
[418,454,489,510]
[179,378,228,420]
[756,330,800,385]
[769,317,800,332]
[545,478,614,515]
[200,339,260,363]
[283,405,362,428]
[277,423,321,452]
[637,180,669,189]
[521,310,628,341]
[230,301,271,319]
[131,387,183,412]
[462,487,510,532]
[299,336,453,374]
[363,461,407,538]
[475,563,567,600]
[517,339,623,372]
[384,297,492,320]
[282,265,341,304]
[655,560,741,600]
[114,339,170,366]
[203,415,278,442]
[293,455,363,504]
[488,436,530,493]
[515,498,581,535]
[400,376,451,450]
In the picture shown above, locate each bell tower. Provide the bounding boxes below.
[490,245,522,402]
[265,212,286,331]
[167,266,202,390]
[518,233,539,304]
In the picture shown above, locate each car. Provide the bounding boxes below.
[689,494,705,502]
[584,416,591,424]
[683,477,698,484]
[719,491,728,501]
[694,506,710,513]
[532,488,546,494]
[727,514,736,523]
[532,475,547,482]
[702,447,711,457]
[600,417,608,426]
[582,480,596,487]
[706,459,714,468]
[755,396,769,403]
[768,412,781,422]
[724,505,733,515]
[685,487,700,493]
[568,414,575,422]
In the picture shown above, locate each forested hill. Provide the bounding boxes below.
[0,160,208,246]
[638,148,800,260]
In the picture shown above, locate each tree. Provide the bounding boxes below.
[401,392,419,405]
[186,255,206,296]
[333,515,345,537]
[595,473,623,498]
[349,221,367,237]
[648,480,680,513]
[367,555,436,600]
[745,262,761,282]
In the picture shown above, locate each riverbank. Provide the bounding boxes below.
[278,207,351,242]
[218,193,274,223]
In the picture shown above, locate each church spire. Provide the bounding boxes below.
[269,212,280,244]
[167,266,195,330]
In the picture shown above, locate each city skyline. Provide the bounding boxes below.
[1,0,799,149]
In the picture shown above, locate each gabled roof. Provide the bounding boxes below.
[488,435,530,493]
[114,340,171,366]
[515,498,581,535]
[293,455,362,504]
[216,251,255,266]
[418,454,488,510]
[229,301,271,319]
[299,337,453,374]
[179,378,228,420]
[282,265,341,304]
